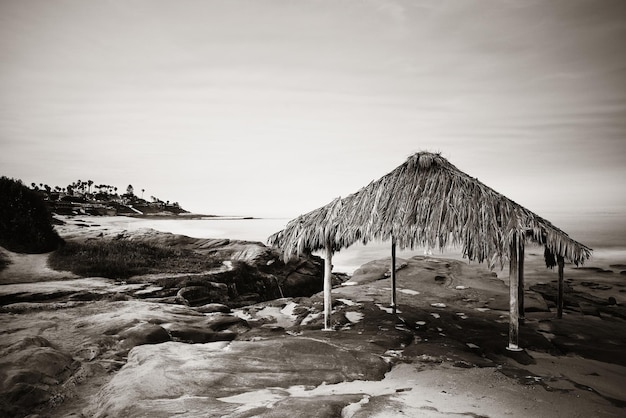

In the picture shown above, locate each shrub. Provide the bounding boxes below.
[0,251,9,271]
[0,176,63,253]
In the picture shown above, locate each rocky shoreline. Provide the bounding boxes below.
[1,218,625,417]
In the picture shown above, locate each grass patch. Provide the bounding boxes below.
[48,240,221,280]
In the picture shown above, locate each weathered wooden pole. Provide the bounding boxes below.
[323,242,333,331]
[507,232,522,351]
[518,238,525,323]
[391,236,397,314]
[557,255,565,319]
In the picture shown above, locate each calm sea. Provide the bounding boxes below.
[117,211,625,275]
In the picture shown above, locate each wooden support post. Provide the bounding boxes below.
[323,243,333,330]
[518,239,525,323]
[323,243,333,331]
[391,236,397,314]
[507,233,522,351]
[557,255,565,319]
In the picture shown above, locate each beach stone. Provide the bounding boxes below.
[268,255,325,298]
[523,291,550,312]
[578,303,601,317]
[229,244,270,264]
[466,288,547,313]
[119,323,171,349]
[485,294,509,311]
[453,360,474,368]
[69,290,106,301]
[281,270,322,297]
[176,283,229,306]
[349,258,401,284]
[194,303,231,313]
[203,314,249,332]
[261,323,285,331]
[331,272,350,286]
[598,304,626,320]
[167,325,237,343]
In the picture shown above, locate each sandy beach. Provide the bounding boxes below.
[1,216,625,417]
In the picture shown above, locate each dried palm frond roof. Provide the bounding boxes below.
[267,197,360,256]
[269,152,592,267]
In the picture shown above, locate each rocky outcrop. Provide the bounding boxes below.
[0,300,249,417]
[172,234,326,303]
[345,257,408,285]
[2,251,626,418]
[1,229,325,309]
[118,323,171,349]
[84,337,390,418]
[101,230,325,307]
[176,283,229,306]
[0,337,78,416]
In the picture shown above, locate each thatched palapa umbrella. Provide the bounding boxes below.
[267,197,360,330]
[268,152,592,349]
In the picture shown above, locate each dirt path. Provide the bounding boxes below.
[0,248,77,284]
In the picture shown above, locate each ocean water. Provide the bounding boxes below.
[117,211,626,275]
[115,216,426,273]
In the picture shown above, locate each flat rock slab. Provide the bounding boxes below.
[0,250,78,284]
[487,290,550,312]
[85,337,389,417]
[0,300,244,417]
[346,257,408,285]
[0,277,156,305]
[336,256,508,311]
[4,245,626,418]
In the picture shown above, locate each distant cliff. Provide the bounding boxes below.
[26,179,189,216]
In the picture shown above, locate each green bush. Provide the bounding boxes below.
[0,176,63,253]
[48,240,220,279]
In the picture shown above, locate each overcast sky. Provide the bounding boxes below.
[1,0,625,218]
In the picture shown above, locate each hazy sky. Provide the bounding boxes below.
[1,0,625,218]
